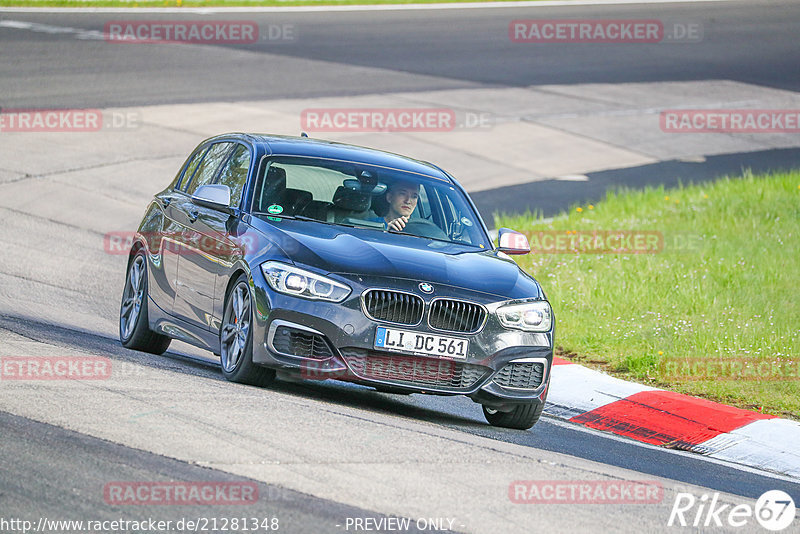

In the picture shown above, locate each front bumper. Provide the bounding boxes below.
[249,269,553,407]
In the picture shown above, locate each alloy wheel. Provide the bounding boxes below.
[220,281,251,373]
[120,255,145,340]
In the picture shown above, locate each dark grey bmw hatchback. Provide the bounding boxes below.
[119,133,553,429]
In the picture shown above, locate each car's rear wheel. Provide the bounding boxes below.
[119,250,171,354]
[482,402,544,430]
[219,275,275,387]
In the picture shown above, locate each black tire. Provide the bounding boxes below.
[482,402,544,430]
[219,274,276,387]
[119,250,171,355]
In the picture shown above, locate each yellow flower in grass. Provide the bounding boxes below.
[588,204,594,210]
[576,207,583,213]
[658,351,664,356]
[664,196,670,201]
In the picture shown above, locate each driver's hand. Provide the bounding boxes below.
[387,216,409,232]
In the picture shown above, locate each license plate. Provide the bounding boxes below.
[374,326,468,360]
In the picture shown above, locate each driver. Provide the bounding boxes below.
[383,181,419,232]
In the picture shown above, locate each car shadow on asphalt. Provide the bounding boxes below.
[0,313,485,430]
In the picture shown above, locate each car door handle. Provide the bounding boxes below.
[188,209,199,223]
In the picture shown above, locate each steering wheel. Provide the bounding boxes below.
[401,219,449,240]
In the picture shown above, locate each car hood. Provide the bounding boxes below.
[251,218,543,300]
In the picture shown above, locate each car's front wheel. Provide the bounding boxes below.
[119,250,171,354]
[219,274,275,387]
[482,402,544,430]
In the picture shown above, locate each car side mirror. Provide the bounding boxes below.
[497,228,530,255]
[192,184,233,214]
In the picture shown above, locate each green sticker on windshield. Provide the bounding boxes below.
[267,204,283,215]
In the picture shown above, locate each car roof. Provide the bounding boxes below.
[211,133,454,183]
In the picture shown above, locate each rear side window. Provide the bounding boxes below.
[183,142,233,197]
[215,144,251,208]
[175,147,207,191]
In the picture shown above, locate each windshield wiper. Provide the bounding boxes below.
[258,213,358,228]
[254,211,296,219]
[294,215,359,228]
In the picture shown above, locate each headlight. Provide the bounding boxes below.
[496,300,552,332]
[261,261,351,302]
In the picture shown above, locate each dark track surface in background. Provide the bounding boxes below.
[0,1,798,108]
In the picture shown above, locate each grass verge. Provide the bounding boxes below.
[496,170,800,419]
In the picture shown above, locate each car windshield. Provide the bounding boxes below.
[251,156,491,248]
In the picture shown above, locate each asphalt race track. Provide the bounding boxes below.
[1,1,799,533]
[1,2,799,108]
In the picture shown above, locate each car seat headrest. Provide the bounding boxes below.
[333,186,371,212]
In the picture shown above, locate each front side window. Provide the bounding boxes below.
[214,144,251,208]
[251,156,490,248]
[183,142,233,197]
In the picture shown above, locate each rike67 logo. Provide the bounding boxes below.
[668,490,796,531]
